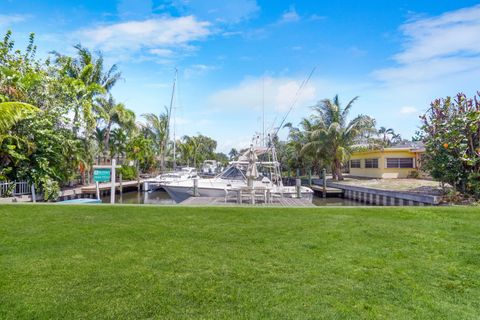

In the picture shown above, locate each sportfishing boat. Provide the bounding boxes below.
[145,167,198,191]
[201,160,220,176]
[161,146,314,203]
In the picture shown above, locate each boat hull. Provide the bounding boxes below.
[163,184,314,203]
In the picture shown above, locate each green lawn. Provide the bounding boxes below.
[1,205,479,319]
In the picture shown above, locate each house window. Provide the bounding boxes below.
[350,159,361,168]
[365,158,379,168]
[386,158,414,168]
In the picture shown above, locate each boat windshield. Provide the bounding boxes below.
[219,166,246,180]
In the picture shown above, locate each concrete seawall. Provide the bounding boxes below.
[309,178,442,206]
[326,181,441,206]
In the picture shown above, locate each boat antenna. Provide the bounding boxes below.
[168,67,178,170]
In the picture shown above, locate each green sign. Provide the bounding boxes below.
[93,168,111,182]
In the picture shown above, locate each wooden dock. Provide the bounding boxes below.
[180,196,315,207]
[81,180,143,194]
[310,185,344,196]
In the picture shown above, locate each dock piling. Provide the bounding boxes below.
[193,178,199,196]
[322,168,327,198]
[296,178,302,198]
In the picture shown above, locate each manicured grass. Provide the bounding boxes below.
[1,205,479,319]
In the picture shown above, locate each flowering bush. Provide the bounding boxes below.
[420,93,480,199]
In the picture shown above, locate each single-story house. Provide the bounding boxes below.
[349,143,425,179]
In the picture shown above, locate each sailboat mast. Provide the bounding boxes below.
[168,68,178,170]
[262,76,265,147]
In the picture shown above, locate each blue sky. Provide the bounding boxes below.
[2,0,480,151]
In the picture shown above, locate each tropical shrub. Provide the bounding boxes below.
[39,177,60,201]
[420,93,480,198]
[119,165,137,181]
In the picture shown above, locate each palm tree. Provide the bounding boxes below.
[391,133,402,145]
[142,108,170,170]
[228,148,239,160]
[302,95,375,180]
[184,136,204,168]
[54,44,121,92]
[93,127,105,164]
[109,128,128,162]
[378,126,395,146]
[53,44,121,137]
[95,95,135,154]
[178,139,193,166]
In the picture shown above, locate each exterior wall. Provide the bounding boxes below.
[349,150,420,179]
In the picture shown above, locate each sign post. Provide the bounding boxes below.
[93,160,120,204]
[110,159,116,204]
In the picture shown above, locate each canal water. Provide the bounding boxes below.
[101,190,361,206]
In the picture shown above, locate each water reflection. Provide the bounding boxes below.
[101,190,175,205]
[102,190,361,206]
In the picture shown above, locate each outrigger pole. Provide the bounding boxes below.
[273,67,316,138]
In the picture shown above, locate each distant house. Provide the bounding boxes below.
[349,143,425,179]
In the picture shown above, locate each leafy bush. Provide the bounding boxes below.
[38,177,60,201]
[119,165,137,181]
[420,93,480,199]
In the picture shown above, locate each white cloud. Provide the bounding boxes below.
[217,135,255,153]
[0,14,29,27]
[396,5,480,63]
[148,48,175,57]
[76,15,211,58]
[183,64,218,78]
[279,7,300,23]
[209,76,316,113]
[399,106,418,115]
[374,5,480,84]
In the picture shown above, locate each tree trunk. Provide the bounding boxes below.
[331,164,337,180]
[335,159,344,181]
[104,121,112,156]
[159,140,166,172]
[81,170,86,185]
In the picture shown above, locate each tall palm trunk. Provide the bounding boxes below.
[159,141,166,171]
[334,158,344,180]
[104,120,112,156]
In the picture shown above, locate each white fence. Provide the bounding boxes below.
[0,181,32,197]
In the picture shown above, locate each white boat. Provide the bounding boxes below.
[162,146,313,203]
[145,167,198,190]
[201,160,220,176]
